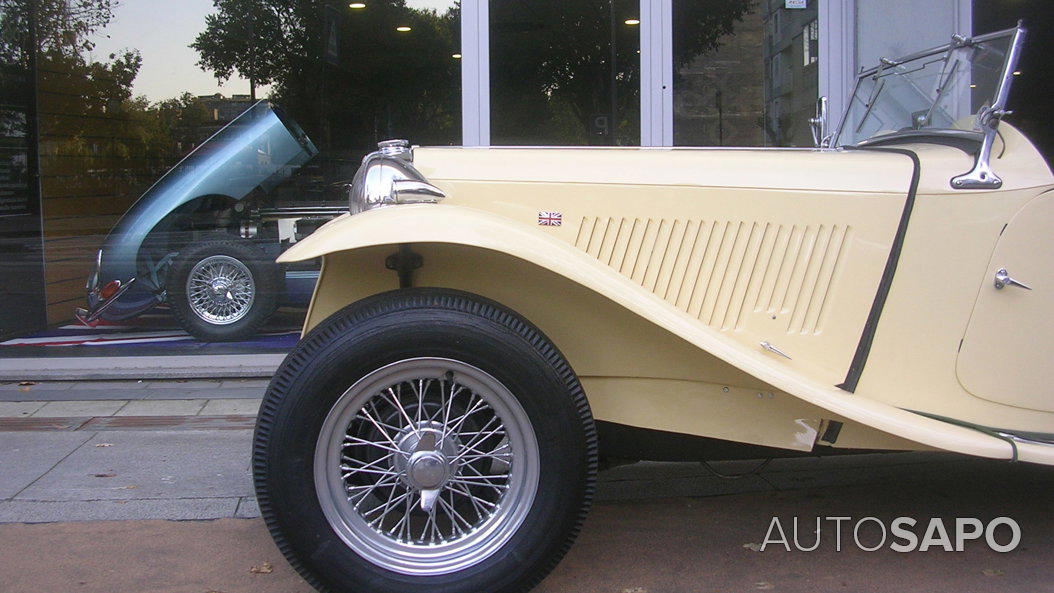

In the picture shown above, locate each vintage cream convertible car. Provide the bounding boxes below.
[253,25,1051,593]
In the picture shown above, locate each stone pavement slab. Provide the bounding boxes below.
[0,353,285,381]
[200,398,262,416]
[31,400,127,417]
[0,432,95,498]
[0,401,45,417]
[114,399,207,416]
[15,430,253,503]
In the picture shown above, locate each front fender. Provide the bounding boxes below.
[281,204,1016,461]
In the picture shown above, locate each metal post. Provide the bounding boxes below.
[610,0,618,145]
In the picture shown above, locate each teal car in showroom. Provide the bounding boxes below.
[76,101,345,341]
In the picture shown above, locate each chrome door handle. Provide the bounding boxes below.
[994,268,1031,290]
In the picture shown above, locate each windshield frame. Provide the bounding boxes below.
[832,24,1026,148]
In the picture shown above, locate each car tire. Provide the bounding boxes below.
[166,239,279,342]
[253,288,597,593]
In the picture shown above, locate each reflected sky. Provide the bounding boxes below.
[88,0,256,101]
[88,0,459,102]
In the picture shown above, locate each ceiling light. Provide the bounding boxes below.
[348,2,366,8]
[1013,70,1022,76]
[624,19,640,25]
[452,53,462,59]
[396,26,411,32]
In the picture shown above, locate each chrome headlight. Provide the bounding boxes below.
[348,139,446,215]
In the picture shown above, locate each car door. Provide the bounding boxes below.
[957,190,1054,413]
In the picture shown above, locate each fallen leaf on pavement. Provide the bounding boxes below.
[755,582,775,590]
[18,381,36,386]
[250,561,274,574]
[742,542,763,552]
[93,473,116,478]
[95,443,114,447]
[982,569,1005,577]
[621,588,647,593]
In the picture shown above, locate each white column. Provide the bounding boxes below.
[818,0,856,135]
[461,0,490,146]
[640,0,672,146]
[955,0,972,36]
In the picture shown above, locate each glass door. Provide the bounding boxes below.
[671,0,818,147]
[488,0,641,145]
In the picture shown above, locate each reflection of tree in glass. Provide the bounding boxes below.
[491,0,753,145]
[193,0,461,175]
[0,0,224,225]
[0,0,115,63]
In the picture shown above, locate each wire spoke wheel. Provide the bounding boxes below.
[186,255,256,325]
[314,357,540,576]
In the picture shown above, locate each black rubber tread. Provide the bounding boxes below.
[165,239,279,342]
[253,288,598,593]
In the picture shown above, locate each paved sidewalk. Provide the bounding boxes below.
[0,379,1051,524]
[0,419,1043,524]
[3,467,1053,593]
[1,379,1052,592]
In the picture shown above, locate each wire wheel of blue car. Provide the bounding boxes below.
[253,288,597,593]
[166,239,279,342]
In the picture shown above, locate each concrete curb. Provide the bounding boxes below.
[0,354,284,381]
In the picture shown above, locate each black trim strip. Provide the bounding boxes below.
[836,147,921,392]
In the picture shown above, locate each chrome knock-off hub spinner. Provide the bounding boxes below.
[392,423,459,494]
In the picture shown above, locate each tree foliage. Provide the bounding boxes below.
[190,0,753,153]
[192,0,460,170]
[191,0,309,93]
[490,0,754,144]
[0,0,116,63]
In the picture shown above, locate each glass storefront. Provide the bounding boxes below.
[489,0,640,146]
[0,5,47,339]
[672,0,818,147]
[1,0,1050,361]
[0,0,461,355]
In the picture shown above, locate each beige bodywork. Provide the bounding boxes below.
[280,124,1054,465]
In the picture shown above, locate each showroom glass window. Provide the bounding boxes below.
[672,0,818,147]
[0,0,460,351]
[488,0,641,146]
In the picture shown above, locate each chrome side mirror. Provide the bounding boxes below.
[809,96,830,148]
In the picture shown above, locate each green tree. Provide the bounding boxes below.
[192,0,461,166]
[191,0,306,100]
[191,0,753,152]
[0,0,116,63]
[490,0,755,145]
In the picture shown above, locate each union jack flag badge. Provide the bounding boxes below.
[538,211,562,226]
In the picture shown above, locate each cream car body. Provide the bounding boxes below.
[282,28,1054,466]
[255,25,1052,593]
